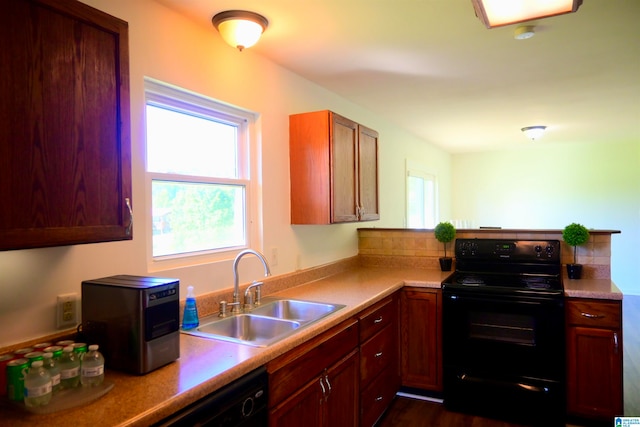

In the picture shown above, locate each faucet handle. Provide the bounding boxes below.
[244,280,263,310]
[254,285,262,306]
[219,301,228,317]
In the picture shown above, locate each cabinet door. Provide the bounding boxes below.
[270,378,324,427]
[325,349,359,426]
[331,114,359,223]
[357,125,379,221]
[400,288,442,391]
[270,350,359,427]
[0,0,131,250]
[567,326,623,419]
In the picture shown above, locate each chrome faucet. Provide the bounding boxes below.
[231,249,271,313]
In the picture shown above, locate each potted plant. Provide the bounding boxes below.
[562,222,590,279]
[434,221,456,271]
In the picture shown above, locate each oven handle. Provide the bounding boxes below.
[458,374,551,394]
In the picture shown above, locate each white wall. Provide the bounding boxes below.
[452,139,640,295]
[0,0,451,347]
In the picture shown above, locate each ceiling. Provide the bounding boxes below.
[155,0,640,153]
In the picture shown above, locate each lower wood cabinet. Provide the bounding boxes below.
[267,319,359,427]
[566,298,623,421]
[400,287,442,391]
[358,293,400,426]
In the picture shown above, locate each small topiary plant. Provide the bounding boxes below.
[562,222,590,264]
[434,222,456,258]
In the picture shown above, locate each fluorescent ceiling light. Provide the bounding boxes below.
[471,0,583,28]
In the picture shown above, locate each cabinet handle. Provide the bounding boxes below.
[580,312,604,319]
[125,197,133,236]
[613,332,619,354]
[319,376,326,402]
[374,351,383,358]
[375,396,383,402]
[373,316,383,324]
[324,374,332,399]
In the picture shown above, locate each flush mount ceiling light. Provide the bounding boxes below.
[514,25,535,40]
[471,0,583,28]
[212,10,268,51]
[521,126,547,141]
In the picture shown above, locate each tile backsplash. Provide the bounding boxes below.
[358,228,615,279]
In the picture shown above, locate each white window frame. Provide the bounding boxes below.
[405,159,439,229]
[144,78,262,271]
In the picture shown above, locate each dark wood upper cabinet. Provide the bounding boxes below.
[0,0,132,250]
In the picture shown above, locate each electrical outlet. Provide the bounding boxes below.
[271,246,279,267]
[56,293,78,329]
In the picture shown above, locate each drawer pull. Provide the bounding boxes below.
[324,374,332,399]
[374,351,383,358]
[580,312,604,319]
[373,316,383,324]
[375,396,383,402]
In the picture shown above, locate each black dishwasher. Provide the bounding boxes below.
[154,366,268,427]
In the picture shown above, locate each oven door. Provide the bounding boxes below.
[442,288,565,423]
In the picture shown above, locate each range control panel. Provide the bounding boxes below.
[455,239,561,263]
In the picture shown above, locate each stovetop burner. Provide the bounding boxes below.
[443,238,564,295]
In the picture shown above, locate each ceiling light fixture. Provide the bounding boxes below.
[212,10,268,51]
[521,126,547,141]
[471,0,583,28]
[514,26,535,40]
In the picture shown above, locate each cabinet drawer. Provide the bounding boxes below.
[566,299,621,328]
[360,324,396,387]
[360,366,397,427]
[359,296,396,343]
[268,319,358,406]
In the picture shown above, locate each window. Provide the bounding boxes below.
[144,79,259,260]
[406,161,437,229]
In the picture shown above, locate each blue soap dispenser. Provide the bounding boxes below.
[182,285,199,329]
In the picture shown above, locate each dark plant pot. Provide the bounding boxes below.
[567,263,583,280]
[439,257,453,272]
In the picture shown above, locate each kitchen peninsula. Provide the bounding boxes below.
[0,229,622,426]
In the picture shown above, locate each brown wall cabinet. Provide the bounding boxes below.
[566,298,624,421]
[268,319,360,427]
[0,0,132,251]
[358,293,401,427]
[400,287,443,391]
[289,110,379,224]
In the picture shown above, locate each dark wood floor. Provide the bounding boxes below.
[378,294,640,426]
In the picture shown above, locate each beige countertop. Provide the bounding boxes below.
[0,267,446,427]
[0,266,621,426]
[563,278,623,300]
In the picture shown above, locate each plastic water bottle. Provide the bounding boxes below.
[58,345,80,390]
[81,344,105,387]
[182,285,199,329]
[23,360,52,407]
[42,352,61,395]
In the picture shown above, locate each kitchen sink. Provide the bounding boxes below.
[182,298,345,347]
[250,299,344,323]
[185,314,301,347]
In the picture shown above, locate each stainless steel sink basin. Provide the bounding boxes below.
[182,298,345,347]
[185,314,301,347]
[250,299,344,323]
